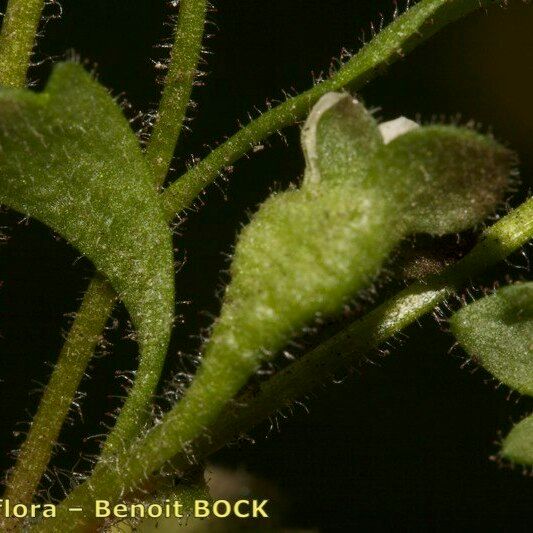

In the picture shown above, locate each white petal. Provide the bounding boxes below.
[379,116,419,144]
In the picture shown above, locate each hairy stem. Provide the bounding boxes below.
[1,276,115,526]
[160,0,496,219]
[0,0,45,87]
[145,0,208,187]
[34,197,532,533]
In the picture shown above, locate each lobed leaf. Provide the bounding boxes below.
[173,93,515,452]
[212,94,514,372]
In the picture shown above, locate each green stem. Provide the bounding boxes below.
[0,276,115,529]
[145,0,208,187]
[34,197,532,533]
[0,0,45,87]
[159,0,496,219]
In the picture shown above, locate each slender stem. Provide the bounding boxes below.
[0,276,115,530]
[0,0,45,87]
[34,197,532,533]
[159,0,496,219]
[145,0,208,187]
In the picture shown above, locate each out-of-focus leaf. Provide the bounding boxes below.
[450,282,533,395]
[451,282,533,465]
[501,414,533,466]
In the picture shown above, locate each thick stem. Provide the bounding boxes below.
[0,0,45,87]
[0,276,115,530]
[33,197,532,533]
[160,0,496,219]
[145,0,208,187]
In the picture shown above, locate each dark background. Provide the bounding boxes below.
[1,1,533,531]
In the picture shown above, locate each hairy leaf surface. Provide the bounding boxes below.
[175,93,514,452]
[370,125,513,235]
[0,63,175,447]
[451,282,533,465]
[450,282,533,395]
[210,94,513,371]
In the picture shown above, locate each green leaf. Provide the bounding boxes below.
[501,414,533,466]
[207,96,402,375]
[0,62,175,449]
[214,182,396,361]
[210,95,514,374]
[450,282,533,396]
[301,92,513,236]
[369,125,514,235]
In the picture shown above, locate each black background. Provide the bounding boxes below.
[1,1,533,531]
